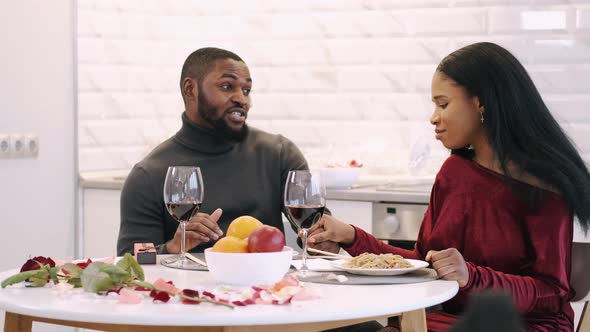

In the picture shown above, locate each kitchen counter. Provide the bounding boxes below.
[80,169,130,190]
[79,170,432,204]
[327,186,430,204]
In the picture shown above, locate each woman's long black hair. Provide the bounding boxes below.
[437,42,590,234]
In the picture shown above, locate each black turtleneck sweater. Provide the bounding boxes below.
[117,113,308,255]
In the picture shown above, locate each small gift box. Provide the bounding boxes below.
[134,243,157,265]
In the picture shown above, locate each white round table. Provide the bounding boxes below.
[0,261,458,332]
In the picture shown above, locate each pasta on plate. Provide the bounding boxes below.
[343,253,413,269]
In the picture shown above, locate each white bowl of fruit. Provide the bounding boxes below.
[319,159,363,189]
[205,216,293,286]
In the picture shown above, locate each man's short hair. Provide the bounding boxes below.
[180,47,244,90]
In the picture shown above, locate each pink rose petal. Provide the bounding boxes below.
[118,288,143,304]
[153,278,179,294]
[292,287,321,301]
[272,275,299,291]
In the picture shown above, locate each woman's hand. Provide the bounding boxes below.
[304,215,356,254]
[166,208,224,253]
[425,248,469,288]
[305,225,341,254]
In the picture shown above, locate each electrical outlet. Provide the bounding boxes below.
[24,134,39,157]
[0,134,10,157]
[10,134,25,157]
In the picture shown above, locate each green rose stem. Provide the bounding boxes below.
[2,254,235,309]
[177,293,234,308]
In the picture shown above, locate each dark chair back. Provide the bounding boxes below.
[572,242,590,302]
[571,242,590,332]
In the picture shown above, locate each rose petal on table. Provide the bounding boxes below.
[149,290,171,303]
[153,278,179,294]
[275,285,301,297]
[272,275,299,291]
[118,288,142,304]
[292,285,322,301]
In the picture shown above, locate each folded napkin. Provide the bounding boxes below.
[291,258,341,272]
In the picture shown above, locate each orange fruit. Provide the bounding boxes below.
[226,216,263,240]
[211,236,248,253]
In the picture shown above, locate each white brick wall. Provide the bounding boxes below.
[77,0,590,177]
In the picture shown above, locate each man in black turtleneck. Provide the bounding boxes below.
[116,47,308,256]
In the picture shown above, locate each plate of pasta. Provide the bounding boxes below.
[331,253,429,276]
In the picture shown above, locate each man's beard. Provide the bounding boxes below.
[198,93,248,142]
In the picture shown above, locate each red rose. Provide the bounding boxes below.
[20,256,56,272]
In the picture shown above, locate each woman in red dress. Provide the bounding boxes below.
[310,42,590,332]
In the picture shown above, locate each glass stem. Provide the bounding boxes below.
[180,222,186,260]
[301,228,309,272]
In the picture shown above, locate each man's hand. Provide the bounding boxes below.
[425,248,469,288]
[304,215,356,254]
[166,208,223,253]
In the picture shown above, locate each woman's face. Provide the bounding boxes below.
[430,71,483,150]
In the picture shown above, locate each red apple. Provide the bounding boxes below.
[247,225,286,253]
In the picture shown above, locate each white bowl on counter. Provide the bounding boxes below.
[319,167,361,189]
[204,247,293,286]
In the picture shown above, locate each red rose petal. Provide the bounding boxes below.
[150,290,171,303]
[76,259,92,270]
[231,301,247,306]
[202,291,216,299]
[182,299,201,305]
[182,289,199,298]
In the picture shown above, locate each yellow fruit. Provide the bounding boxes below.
[226,216,263,240]
[211,236,248,253]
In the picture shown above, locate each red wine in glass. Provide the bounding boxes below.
[286,205,325,230]
[166,202,201,222]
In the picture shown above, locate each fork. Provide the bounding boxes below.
[306,248,351,259]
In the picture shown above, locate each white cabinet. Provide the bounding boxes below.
[82,189,121,258]
[326,199,373,233]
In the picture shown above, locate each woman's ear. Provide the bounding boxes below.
[472,96,484,113]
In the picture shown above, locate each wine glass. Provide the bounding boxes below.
[284,170,326,276]
[161,166,205,270]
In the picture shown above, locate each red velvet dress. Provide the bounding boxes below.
[345,155,574,331]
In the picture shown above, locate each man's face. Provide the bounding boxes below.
[194,59,252,141]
